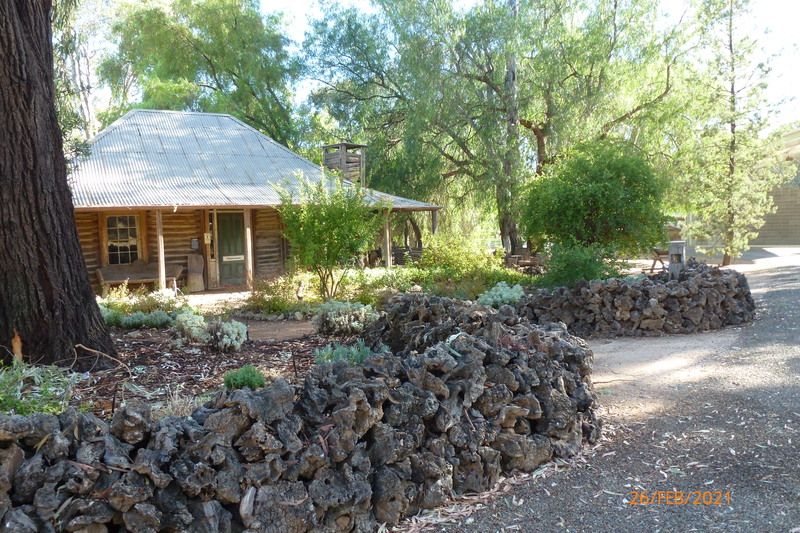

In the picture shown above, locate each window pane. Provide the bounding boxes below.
[106,215,139,265]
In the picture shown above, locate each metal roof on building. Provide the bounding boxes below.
[70,109,439,212]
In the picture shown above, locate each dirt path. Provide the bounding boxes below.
[429,255,800,533]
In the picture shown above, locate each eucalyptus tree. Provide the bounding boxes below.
[1,0,116,369]
[99,0,301,146]
[305,0,692,253]
[682,0,793,265]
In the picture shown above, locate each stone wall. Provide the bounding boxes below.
[517,260,756,338]
[0,294,600,533]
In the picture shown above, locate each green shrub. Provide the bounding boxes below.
[99,305,124,327]
[418,232,500,272]
[174,312,248,352]
[98,285,194,328]
[206,319,248,352]
[246,271,318,315]
[313,301,380,336]
[278,175,387,300]
[144,310,174,328]
[0,361,79,415]
[174,310,210,343]
[120,311,148,329]
[521,139,669,255]
[135,289,189,313]
[314,339,384,366]
[537,243,624,289]
[339,268,415,305]
[477,281,526,307]
[223,365,265,389]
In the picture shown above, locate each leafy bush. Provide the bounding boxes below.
[338,268,415,305]
[99,285,194,329]
[174,311,248,352]
[313,301,380,336]
[246,271,318,315]
[100,285,190,315]
[174,310,211,343]
[0,361,79,415]
[120,311,148,329]
[521,139,669,255]
[418,232,501,272]
[99,305,124,327]
[144,310,174,328]
[223,365,265,389]
[278,175,387,300]
[100,305,175,329]
[314,339,384,366]
[477,281,526,307]
[537,243,624,289]
[206,319,248,352]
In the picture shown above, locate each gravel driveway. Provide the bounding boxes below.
[419,252,800,533]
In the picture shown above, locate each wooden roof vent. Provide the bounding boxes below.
[323,142,366,187]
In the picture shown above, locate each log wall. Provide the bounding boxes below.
[146,210,205,284]
[75,212,102,293]
[253,208,285,279]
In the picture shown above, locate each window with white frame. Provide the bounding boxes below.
[106,215,140,265]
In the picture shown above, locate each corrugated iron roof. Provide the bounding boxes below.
[70,109,439,212]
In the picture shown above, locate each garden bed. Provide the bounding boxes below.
[69,328,324,419]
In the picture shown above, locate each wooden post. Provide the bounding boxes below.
[359,146,365,187]
[383,209,393,268]
[244,208,254,288]
[668,240,686,280]
[156,209,166,290]
[431,210,439,235]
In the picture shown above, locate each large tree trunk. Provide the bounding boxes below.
[0,0,115,369]
[500,0,520,255]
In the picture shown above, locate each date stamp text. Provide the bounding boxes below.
[629,491,731,505]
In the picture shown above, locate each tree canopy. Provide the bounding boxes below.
[304,0,692,251]
[49,0,796,260]
[680,0,794,264]
[278,176,387,300]
[521,140,669,255]
[98,0,301,146]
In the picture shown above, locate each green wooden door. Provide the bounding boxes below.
[217,212,245,285]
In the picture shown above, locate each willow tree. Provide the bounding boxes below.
[0,0,115,368]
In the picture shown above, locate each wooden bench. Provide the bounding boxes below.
[97,260,184,293]
[650,247,669,272]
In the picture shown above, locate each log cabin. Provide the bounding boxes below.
[69,109,439,293]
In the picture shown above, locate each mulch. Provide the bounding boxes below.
[70,328,330,419]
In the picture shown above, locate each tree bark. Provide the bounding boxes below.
[500,0,520,255]
[722,0,735,270]
[0,0,115,369]
[407,214,422,248]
